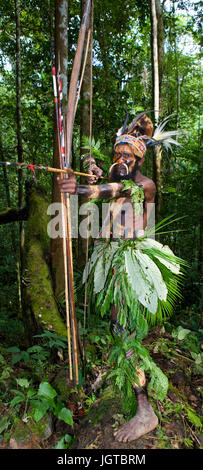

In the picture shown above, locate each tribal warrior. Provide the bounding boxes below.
[58,113,185,442]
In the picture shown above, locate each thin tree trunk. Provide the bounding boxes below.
[15,0,23,307]
[172,0,180,134]
[51,0,68,300]
[151,0,164,221]
[155,0,164,113]
[151,0,159,123]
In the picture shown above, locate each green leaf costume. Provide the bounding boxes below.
[83,184,187,403]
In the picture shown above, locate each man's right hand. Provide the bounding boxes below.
[82,155,103,184]
[86,164,103,184]
[57,170,77,194]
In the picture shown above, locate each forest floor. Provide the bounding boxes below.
[71,327,203,450]
[0,323,203,451]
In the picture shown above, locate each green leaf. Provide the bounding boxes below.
[32,400,50,422]
[121,180,144,215]
[134,250,168,302]
[38,382,57,400]
[83,242,103,283]
[57,407,73,426]
[94,257,106,293]
[27,389,37,399]
[191,352,203,365]
[172,326,191,341]
[27,345,44,353]
[10,396,24,407]
[0,368,12,380]
[0,416,10,434]
[11,389,25,398]
[55,434,72,449]
[141,238,182,275]
[6,347,20,353]
[54,437,66,449]
[163,186,176,193]
[125,248,157,314]
[16,378,30,388]
[11,354,22,365]
[0,354,6,364]
[186,409,203,429]
[21,351,30,363]
[177,328,191,341]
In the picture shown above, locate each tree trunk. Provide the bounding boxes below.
[155,0,164,113]
[15,0,24,302]
[23,184,67,345]
[51,0,68,300]
[151,0,164,221]
[172,0,180,134]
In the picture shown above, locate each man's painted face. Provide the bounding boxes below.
[109,145,138,182]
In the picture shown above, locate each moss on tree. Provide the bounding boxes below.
[23,184,67,341]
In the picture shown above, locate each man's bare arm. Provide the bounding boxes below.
[76,182,126,199]
[58,171,128,200]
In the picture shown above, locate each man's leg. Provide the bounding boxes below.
[114,378,158,443]
[110,309,158,443]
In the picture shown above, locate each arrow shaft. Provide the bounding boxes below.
[0,161,102,179]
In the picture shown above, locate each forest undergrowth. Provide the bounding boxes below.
[0,299,203,450]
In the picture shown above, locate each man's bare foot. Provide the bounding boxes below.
[114,391,158,443]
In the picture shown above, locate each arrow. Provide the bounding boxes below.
[0,161,102,179]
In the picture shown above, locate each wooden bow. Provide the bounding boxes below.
[53,0,92,385]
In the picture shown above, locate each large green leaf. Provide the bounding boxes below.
[10,395,24,407]
[94,256,106,293]
[38,382,57,400]
[57,407,73,426]
[134,250,168,301]
[140,238,181,274]
[32,400,50,422]
[93,243,119,293]
[82,242,104,283]
[16,378,30,389]
[124,248,158,314]
[0,416,10,434]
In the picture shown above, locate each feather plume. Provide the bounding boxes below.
[148,114,182,151]
[116,111,151,137]
[126,112,146,133]
[127,110,154,134]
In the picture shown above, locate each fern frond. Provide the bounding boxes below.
[81,135,110,162]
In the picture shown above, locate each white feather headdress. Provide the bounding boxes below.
[116,112,182,153]
[146,115,182,151]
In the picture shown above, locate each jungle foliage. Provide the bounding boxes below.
[0,0,202,450]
